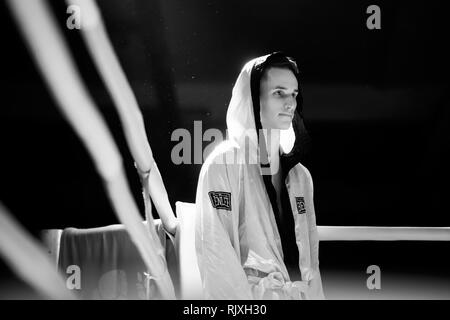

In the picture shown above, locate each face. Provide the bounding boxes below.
[259,67,298,130]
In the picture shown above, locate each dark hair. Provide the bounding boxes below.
[260,54,300,78]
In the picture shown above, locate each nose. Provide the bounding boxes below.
[284,97,296,111]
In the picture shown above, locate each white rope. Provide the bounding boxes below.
[317,226,450,241]
[0,203,76,299]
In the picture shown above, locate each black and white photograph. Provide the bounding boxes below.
[0,0,449,303]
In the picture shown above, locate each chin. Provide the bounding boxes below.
[277,122,292,130]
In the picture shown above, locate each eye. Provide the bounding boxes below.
[273,90,284,97]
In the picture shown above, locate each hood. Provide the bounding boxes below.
[226,52,311,174]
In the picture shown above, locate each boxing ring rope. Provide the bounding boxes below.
[317,226,450,241]
[0,203,75,300]
[6,0,175,299]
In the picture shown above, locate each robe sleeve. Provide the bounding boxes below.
[194,156,253,299]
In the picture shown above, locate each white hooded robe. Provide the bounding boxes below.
[195,54,325,300]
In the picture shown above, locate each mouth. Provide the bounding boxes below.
[279,113,293,118]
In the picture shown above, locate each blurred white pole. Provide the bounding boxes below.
[6,0,175,299]
[66,0,178,235]
[0,203,76,299]
[318,226,450,241]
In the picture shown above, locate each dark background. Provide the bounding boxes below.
[0,0,449,298]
